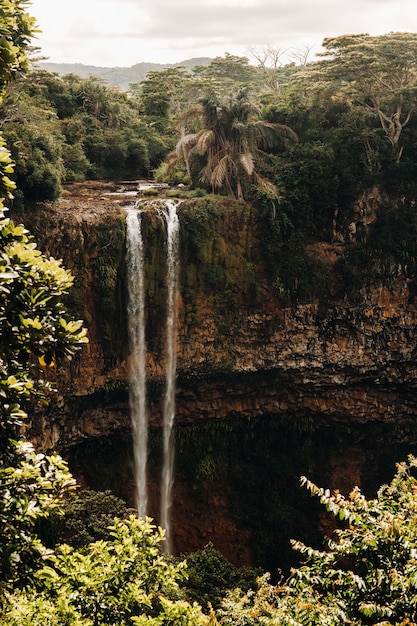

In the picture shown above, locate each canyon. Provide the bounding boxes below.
[22,181,417,573]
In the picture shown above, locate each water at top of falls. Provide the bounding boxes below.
[159,200,180,554]
[125,207,148,519]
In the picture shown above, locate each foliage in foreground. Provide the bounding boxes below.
[6,457,417,625]
[2,516,210,626]
[0,0,88,597]
[0,204,89,589]
[216,454,417,625]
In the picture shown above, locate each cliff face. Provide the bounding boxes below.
[22,182,417,571]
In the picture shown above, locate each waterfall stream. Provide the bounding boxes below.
[125,207,148,518]
[125,199,180,553]
[159,200,180,554]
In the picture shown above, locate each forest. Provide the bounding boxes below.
[5,33,417,303]
[3,0,417,622]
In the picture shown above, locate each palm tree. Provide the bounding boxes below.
[172,88,297,200]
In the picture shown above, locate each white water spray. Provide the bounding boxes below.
[125,207,148,518]
[159,200,180,554]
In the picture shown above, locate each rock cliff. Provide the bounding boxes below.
[22,182,417,572]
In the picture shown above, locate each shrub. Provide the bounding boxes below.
[3,516,209,625]
[216,455,417,625]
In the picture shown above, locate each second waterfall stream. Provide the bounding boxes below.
[125,199,180,554]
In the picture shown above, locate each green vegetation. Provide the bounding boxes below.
[48,489,135,548]
[215,455,417,625]
[2,32,417,299]
[308,33,417,163]
[3,516,209,626]
[89,213,126,358]
[183,543,261,612]
[1,70,167,210]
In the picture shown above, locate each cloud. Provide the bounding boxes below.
[139,0,415,43]
[30,0,417,67]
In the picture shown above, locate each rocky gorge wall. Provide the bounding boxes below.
[21,182,417,572]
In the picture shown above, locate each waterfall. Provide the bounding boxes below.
[125,199,180,552]
[125,207,148,518]
[159,200,180,554]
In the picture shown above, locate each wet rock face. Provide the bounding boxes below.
[23,184,417,570]
[36,275,417,450]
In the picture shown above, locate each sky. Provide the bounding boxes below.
[29,0,417,68]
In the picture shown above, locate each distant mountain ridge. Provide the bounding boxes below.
[34,57,212,90]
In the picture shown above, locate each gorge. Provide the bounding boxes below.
[23,181,417,574]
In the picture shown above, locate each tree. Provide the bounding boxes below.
[249,46,294,92]
[2,516,210,625]
[51,489,135,548]
[1,72,69,206]
[193,54,258,88]
[1,100,65,206]
[305,32,417,162]
[0,69,168,188]
[184,543,260,612]
[0,202,90,591]
[138,67,191,120]
[0,0,35,91]
[11,69,78,119]
[0,0,88,595]
[290,455,417,623]
[216,455,417,624]
[0,1,35,200]
[171,87,297,200]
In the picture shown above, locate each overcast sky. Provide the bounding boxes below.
[29,0,417,67]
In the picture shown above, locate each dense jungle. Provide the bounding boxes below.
[3,2,417,622]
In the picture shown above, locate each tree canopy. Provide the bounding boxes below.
[302,32,417,162]
[0,0,35,92]
[171,87,297,200]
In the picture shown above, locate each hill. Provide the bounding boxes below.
[34,57,212,90]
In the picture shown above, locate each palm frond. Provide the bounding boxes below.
[239,152,254,175]
[252,171,279,197]
[209,155,236,189]
[254,121,298,148]
[175,105,204,129]
[196,129,215,156]
[165,149,184,173]
[175,133,197,156]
